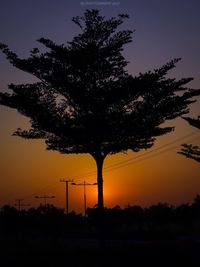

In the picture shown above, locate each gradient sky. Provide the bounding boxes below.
[0,0,200,213]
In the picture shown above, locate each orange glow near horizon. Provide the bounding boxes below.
[0,105,200,214]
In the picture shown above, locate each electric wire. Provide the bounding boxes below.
[1,130,199,205]
[72,130,200,178]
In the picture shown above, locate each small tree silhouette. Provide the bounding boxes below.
[0,10,200,210]
[178,116,200,162]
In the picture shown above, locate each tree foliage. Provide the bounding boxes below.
[178,116,200,162]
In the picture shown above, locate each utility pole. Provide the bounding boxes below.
[15,199,30,211]
[60,179,73,214]
[34,195,55,207]
[72,181,97,216]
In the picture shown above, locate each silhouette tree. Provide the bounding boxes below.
[178,116,200,162]
[0,9,200,210]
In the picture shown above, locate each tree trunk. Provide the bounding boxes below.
[95,155,104,210]
[94,154,106,248]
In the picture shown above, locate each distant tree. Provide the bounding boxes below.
[178,116,200,162]
[0,9,200,211]
[146,203,174,224]
[0,205,18,214]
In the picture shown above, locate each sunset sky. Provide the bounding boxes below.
[0,0,200,214]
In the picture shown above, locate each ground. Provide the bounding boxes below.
[1,237,200,267]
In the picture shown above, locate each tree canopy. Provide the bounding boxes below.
[0,9,200,208]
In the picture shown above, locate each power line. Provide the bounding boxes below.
[3,130,199,206]
[104,131,199,170]
[72,130,200,178]
[101,135,200,172]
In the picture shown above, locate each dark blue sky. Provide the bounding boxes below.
[1,0,200,88]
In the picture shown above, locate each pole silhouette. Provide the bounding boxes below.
[72,181,97,216]
[60,179,73,214]
[15,199,30,211]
